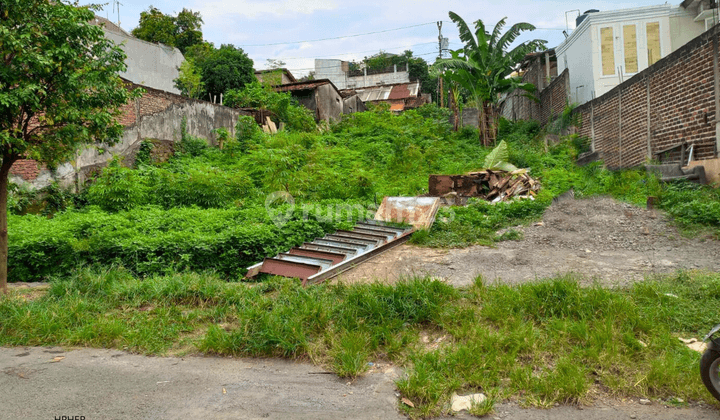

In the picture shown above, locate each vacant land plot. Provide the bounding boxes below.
[338,197,720,287]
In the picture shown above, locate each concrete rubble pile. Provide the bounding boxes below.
[429,169,541,203]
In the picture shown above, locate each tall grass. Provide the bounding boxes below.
[2,268,719,417]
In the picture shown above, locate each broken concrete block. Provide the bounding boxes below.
[450,392,486,412]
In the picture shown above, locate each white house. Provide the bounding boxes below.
[556,3,712,105]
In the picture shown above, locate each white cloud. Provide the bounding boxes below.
[197,0,338,19]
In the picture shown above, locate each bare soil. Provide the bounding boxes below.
[336,196,720,287]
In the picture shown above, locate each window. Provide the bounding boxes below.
[601,27,615,76]
[623,25,638,73]
[647,22,661,66]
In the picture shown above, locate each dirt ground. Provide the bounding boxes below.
[336,196,720,287]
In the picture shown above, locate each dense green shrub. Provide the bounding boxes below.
[8,201,367,282]
[8,111,720,281]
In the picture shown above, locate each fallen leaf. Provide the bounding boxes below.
[222,388,227,394]
[51,356,65,363]
[401,397,415,408]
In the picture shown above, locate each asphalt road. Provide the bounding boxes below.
[1,346,718,420]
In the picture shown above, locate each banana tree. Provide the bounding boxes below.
[436,12,545,146]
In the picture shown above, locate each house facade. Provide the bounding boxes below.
[556,4,708,105]
[274,80,365,122]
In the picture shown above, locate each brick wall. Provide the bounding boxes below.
[9,160,42,182]
[575,25,720,169]
[502,64,569,123]
[11,79,247,187]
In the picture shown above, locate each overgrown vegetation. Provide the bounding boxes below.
[7,108,720,281]
[1,268,718,417]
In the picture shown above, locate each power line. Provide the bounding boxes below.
[270,42,440,61]
[238,22,437,47]
[283,51,439,72]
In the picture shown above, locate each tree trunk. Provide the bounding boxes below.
[0,157,15,294]
[450,92,459,131]
[478,101,498,147]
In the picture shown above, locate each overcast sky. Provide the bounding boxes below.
[99,0,679,77]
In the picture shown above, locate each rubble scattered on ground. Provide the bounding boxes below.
[430,169,541,204]
[465,169,541,202]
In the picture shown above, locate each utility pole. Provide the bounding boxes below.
[437,21,444,107]
[113,0,123,26]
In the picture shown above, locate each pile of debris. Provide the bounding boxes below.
[429,169,541,202]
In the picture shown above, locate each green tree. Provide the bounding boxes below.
[224,82,315,132]
[131,6,176,47]
[265,58,286,70]
[437,12,544,145]
[0,0,140,292]
[131,6,203,54]
[173,8,203,54]
[201,44,255,101]
[174,58,204,99]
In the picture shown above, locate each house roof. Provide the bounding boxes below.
[349,81,420,102]
[274,79,341,94]
[254,68,297,83]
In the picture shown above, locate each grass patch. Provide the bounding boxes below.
[1,268,719,417]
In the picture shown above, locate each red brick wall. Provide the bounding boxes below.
[9,160,42,181]
[119,80,188,127]
[504,64,568,123]
[10,80,194,182]
[538,70,570,124]
[575,26,719,168]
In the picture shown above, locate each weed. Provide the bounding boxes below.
[1,268,719,416]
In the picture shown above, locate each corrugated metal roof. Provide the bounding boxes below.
[354,82,420,102]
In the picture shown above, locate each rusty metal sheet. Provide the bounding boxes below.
[288,248,347,265]
[335,230,388,243]
[429,175,454,196]
[374,196,440,230]
[454,177,478,196]
[246,218,416,285]
[258,258,322,283]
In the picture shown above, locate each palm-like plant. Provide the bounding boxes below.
[436,12,545,146]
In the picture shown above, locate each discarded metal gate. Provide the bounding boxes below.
[245,197,440,285]
[245,221,414,285]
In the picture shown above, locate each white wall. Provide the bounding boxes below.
[104,30,185,94]
[314,59,349,89]
[558,24,595,104]
[315,59,411,90]
[670,13,706,51]
[557,5,702,105]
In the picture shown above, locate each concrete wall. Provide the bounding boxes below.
[315,59,349,89]
[557,25,594,105]
[688,158,720,184]
[315,84,344,122]
[575,24,720,169]
[103,29,185,94]
[343,95,366,114]
[10,82,247,189]
[670,13,706,52]
[315,59,410,90]
[347,69,410,90]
